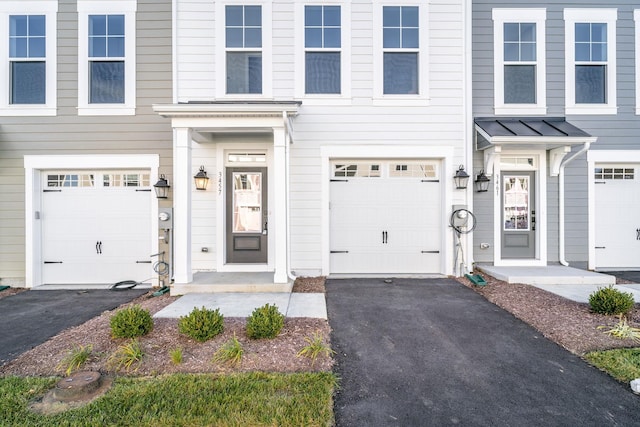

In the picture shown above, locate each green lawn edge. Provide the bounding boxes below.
[0,372,337,427]
[584,347,640,383]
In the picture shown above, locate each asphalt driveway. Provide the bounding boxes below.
[326,278,639,426]
[0,289,148,365]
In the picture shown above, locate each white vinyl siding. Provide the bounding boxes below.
[77,0,137,115]
[564,8,617,115]
[492,8,546,115]
[0,1,57,116]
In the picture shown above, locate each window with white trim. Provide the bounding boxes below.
[77,0,136,115]
[564,9,617,115]
[373,1,428,102]
[492,9,546,115]
[216,1,272,98]
[226,5,262,94]
[0,1,57,116]
[294,1,350,102]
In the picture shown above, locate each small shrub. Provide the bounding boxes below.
[178,306,224,342]
[170,347,183,365]
[588,285,635,315]
[108,339,144,372]
[598,315,640,342]
[56,344,93,376]
[297,332,335,367]
[110,305,153,339]
[212,334,244,367]
[246,304,285,339]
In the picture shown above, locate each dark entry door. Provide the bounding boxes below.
[226,168,268,263]
[501,172,535,258]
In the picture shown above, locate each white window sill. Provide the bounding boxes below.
[565,105,617,116]
[78,106,136,116]
[0,106,57,116]
[494,106,547,116]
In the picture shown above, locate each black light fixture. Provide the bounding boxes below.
[475,169,491,192]
[194,166,209,190]
[453,165,470,189]
[153,174,170,199]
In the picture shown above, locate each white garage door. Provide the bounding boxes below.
[594,165,640,269]
[41,171,153,284]
[330,161,442,274]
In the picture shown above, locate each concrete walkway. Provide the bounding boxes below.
[326,278,639,427]
[153,292,327,319]
[529,283,640,303]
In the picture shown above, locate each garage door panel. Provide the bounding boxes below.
[42,171,152,284]
[594,166,640,269]
[330,162,442,274]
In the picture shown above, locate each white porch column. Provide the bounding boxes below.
[174,127,193,283]
[273,126,288,283]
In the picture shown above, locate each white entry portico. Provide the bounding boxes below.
[153,102,299,286]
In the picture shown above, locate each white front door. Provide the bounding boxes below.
[329,161,442,274]
[41,171,153,284]
[594,165,640,269]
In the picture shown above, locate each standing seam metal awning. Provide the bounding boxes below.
[474,117,598,176]
[475,117,596,150]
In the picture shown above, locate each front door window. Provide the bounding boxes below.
[232,172,262,233]
[503,176,530,231]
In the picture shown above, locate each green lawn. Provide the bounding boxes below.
[0,372,337,427]
[585,348,640,383]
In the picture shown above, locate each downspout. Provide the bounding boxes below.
[284,112,297,282]
[559,142,590,266]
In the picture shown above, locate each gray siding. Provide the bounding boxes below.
[0,0,173,285]
[472,1,640,264]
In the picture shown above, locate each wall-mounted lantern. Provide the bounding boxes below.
[475,170,491,192]
[153,174,170,199]
[453,165,470,189]
[194,166,209,191]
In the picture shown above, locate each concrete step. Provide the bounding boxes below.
[476,265,616,286]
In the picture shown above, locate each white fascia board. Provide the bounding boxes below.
[153,103,300,118]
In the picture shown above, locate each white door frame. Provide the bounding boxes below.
[320,145,459,276]
[24,154,160,288]
[587,150,640,270]
[493,150,547,266]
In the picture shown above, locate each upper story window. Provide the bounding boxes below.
[382,6,419,95]
[226,5,262,94]
[215,2,272,99]
[492,9,546,116]
[77,0,136,116]
[294,1,350,103]
[0,1,57,116]
[373,1,428,103]
[10,15,45,104]
[304,5,341,94]
[564,9,617,115]
[88,15,125,103]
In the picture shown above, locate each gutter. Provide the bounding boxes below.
[559,142,591,266]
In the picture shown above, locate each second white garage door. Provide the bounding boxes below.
[594,164,640,269]
[41,171,153,285]
[330,161,442,274]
